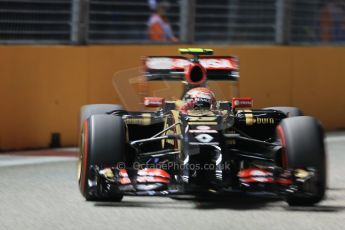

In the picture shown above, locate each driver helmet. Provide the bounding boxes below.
[183,87,216,110]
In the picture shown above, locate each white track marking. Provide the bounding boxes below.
[326,135,345,143]
[52,147,79,152]
[0,155,77,167]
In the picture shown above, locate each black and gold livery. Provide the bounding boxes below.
[78,48,326,207]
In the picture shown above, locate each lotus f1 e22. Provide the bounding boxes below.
[78,48,326,206]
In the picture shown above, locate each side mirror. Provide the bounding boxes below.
[144,97,165,107]
[232,97,253,109]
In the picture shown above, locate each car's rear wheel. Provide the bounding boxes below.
[79,114,125,201]
[276,116,326,206]
[264,106,303,117]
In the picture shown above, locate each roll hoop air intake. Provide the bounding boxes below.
[184,63,207,86]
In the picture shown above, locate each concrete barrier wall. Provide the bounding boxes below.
[1,45,344,150]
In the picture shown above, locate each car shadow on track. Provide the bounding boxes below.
[94,199,195,210]
[284,206,345,212]
[192,193,282,210]
[94,193,282,210]
[194,193,345,212]
[282,187,345,213]
[94,189,345,212]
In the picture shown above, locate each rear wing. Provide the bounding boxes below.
[144,56,239,81]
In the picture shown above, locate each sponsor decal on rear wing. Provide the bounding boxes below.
[144,56,239,81]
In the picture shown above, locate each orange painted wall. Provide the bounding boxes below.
[1,45,344,150]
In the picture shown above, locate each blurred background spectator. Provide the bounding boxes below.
[0,0,344,45]
[320,0,345,42]
[147,0,178,42]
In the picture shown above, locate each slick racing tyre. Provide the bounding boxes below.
[276,116,326,206]
[79,114,125,201]
[80,104,123,128]
[264,106,303,117]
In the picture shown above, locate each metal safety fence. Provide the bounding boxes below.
[194,0,277,44]
[0,0,343,45]
[87,0,180,43]
[289,0,345,44]
[0,0,72,44]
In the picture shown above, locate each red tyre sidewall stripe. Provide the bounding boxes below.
[276,125,288,168]
[81,120,89,194]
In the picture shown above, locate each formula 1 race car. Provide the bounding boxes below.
[78,48,326,206]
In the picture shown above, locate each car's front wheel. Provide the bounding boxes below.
[79,114,125,201]
[276,116,326,206]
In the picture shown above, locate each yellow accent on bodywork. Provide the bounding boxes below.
[171,110,182,150]
[244,111,254,126]
[175,100,184,109]
[295,169,310,178]
[188,122,218,125]
[125,113,152,125]
[179,48,214,55]
[162,110,182,150]
[187,116,217,121]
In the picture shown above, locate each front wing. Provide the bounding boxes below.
[88,165,319,198]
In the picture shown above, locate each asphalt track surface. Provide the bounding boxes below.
[1,133,345,230]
